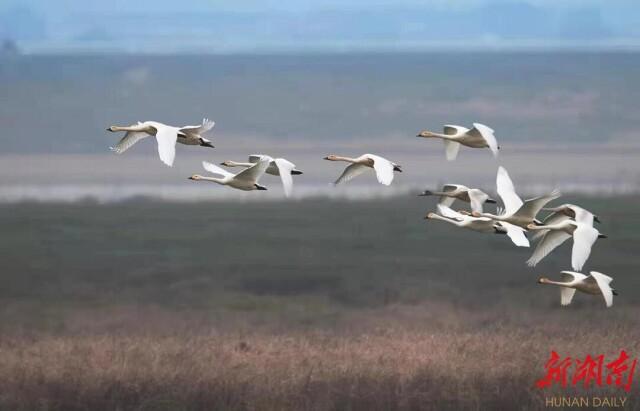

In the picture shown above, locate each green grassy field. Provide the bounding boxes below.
[0,196,639,409]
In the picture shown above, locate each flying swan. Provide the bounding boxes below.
[323,154,402,186]
[188,159,270,191]
[419,184,496,213]
[416,123,499,160]
[538,271,616,307]
[107,119,215,167]
[221,155,302,197]
[526,218,606,272]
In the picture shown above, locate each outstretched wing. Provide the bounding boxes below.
[437,204,465,220]
[588,271,613,307]
[110,130,150,154]
[526,230,572,267]
[500,222,530,247]
[470,123,498,157]
[274,158,296,197]
[180,118,215,136]
[366,154,395,186]
[248,154,269,164]
[513,189,561,221]
[235,159,270,183]
[496,166,523,215]
[443,140,461,161]
[202,161,234,178]
[468,189,489,213]
[334,163,368,185]
[155,127,178,167]
[571,225,599,272]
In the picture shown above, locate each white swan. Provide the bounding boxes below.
[533,203,600,241]
[426,204,529,247]
[107,119,215,167]
[526,220,607,271]
[416,123,499,160]
[323,154,402,186]
[188,159,270,191]
[221,154,302,197]
[538,271,616,307]
[419,184,496,213]
[473,166,561,228]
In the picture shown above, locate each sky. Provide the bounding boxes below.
[1,0,639,52]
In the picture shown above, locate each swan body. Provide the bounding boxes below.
[538,271,616,307]
[426,204,529,247]
[188,159,270,191]
[419,184,496,213]
[416,123,499,160]
[474,166,560,228]
[526,219,606,271]
[221,154,302,197]
[107,119,215,167]
[323,154,402,186]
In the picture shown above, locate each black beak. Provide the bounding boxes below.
[200,141,214,148]
[323,156,330,160]
[418,190,432,196]
[486,198,497,204]
[612,289,619,296]
[291,170,303,175]
[188,176,195,180]
[254,184,267,190]
[594,215,601,224]
[393,165,403,172]
[106,128,112,132]
[598,234,608,239]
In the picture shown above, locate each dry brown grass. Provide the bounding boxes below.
[1,303,639,411]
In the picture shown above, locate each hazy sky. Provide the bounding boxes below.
[1,0,639,52]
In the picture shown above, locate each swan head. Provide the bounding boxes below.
[188,174,203,181]
[424,212,436,220]
[526,223,537,230]
[416,130,435,138]
[220,160,234,167]
[323,155,339,161]
[106,125,118,132]
[199,138,214,148]
[471,211,482,217]
[537,277,550,284]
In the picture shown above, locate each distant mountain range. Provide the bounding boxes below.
[0,2,638,53]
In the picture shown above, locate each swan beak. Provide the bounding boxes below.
[418,190,431,196]
[188,176,196,180]
[598,234,608,239]
[486,198,497,204]
[201,142,215,148]
[323,156,330,160]
[291,170,303,175]
[106,128,113,132]
[393,165,403,172]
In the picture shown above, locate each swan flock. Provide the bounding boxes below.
[107,119,614,308]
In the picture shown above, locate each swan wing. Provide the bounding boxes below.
[496,166,523,215]
[569,205,595,226]
[274,158,296,197]
[443,125,466,135]
[571,225,599,272]
[468,189,489,213]
[443,140,461,161]
[334,163,368,185]
[235,159,270,183]
[589,271,614,307]
[438,196,456,208]
[501,222,530,247]
[180,118,215,136]
[110,130,149,154]
[202,161,234,178]
[560,287,577,306]
[248,154,272,164]
[560,271,588,282]
[526,230,572,267]
[155,127,178,167]
[513,189,561,221]
[471,123,498,157]
[442,184,464,193]
[367,154,395,186]
[437,204,465,220]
